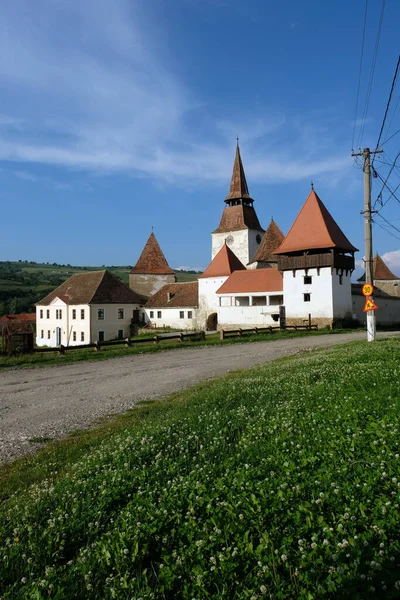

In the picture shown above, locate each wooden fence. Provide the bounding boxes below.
[219,324,318,340]
[30,331,206,356]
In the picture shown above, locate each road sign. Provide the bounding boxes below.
[363,297,378,312]
[362,283,374,296]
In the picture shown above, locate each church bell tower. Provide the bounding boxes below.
[212,141,264,266]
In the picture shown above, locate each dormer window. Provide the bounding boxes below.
[167,292,175,302]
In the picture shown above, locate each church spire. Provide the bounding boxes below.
[224,143,254,206]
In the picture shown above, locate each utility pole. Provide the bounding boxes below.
[352,147,383,341]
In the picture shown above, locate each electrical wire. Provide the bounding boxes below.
[352,0,369,150]
[357,0,386,149]
[381,127,400,147]
[372,55,400,165]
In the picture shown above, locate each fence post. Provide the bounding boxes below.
[179,333,183,342]
[220,330,225,340]
[308,313,312,330]
[253,327,258,335]
[125,337,131,347]
[238,328,242,337]
[200,331,205,340]
[154,335,159,345]
[58,344,65,355]
[269,326,272,334]
[94,341,100,351]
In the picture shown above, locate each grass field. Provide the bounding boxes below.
[1,338,400,598]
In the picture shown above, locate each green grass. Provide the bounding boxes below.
[0,328,350,370]
[1,338,400,598]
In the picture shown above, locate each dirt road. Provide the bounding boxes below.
[0,331,397,463]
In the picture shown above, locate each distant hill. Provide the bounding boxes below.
[0,261,201,316]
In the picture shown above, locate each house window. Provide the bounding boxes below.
[81,309,85,319]
[56,309,62,319]
[47,330,51,339]
[180,311,184,319]
[304,275,312,285]
[98,331,104,342]
[72,309,76,319]
[81,332,84,342]
[98,309,105,320]
[46,309,50,319]
[188,311,193,318]
[41,330,44,338]
[118,308,124,319]
[40,309,43,319]
[118,329,124,339]
[157,311,162,318]
[304,293,311,302]
[73,331,76,341]
[150,311,154,318]
[339,275,343,285]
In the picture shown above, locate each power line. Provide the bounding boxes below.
[372,55,400,165]
[352,0,369,150]
[374,220,400,241]
[381,127,400,147]
[376,211,400,234]
[374,167,400,209]
[357,0,386,149]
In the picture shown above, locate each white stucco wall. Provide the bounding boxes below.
[144,307,199,330]
[90,303,140,342]
[211,229,262,266]
[217,293,283,327]
[283,268,334,320]
[36,299,91,347]
[331,271,353,318]
[352,293,400,325]
[36,300,140,346]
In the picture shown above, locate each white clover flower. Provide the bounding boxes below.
[281,554,287,562]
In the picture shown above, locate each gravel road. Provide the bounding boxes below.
[0,331,398,464]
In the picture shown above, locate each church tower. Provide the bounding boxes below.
[212,142,264,266]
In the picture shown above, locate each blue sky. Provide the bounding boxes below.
[1,0,400,276]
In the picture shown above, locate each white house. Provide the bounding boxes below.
[36,270,143,347]
[216,269,284,328]
[144,282,199,330]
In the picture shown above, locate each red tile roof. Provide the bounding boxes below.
[146,282,198,308]
[212,205,264,234]
[274,189,358,254]
[373,254,398,280]
[130,232,175,275]
[225,145,253,202]
[37,271,143,306]
[358,254,399,281]
[216,269,283,294]
[0,313,36,322]
[199,244,246,279]
[248,219,285,264]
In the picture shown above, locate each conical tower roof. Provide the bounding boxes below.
[225,143,253,204]
[358,253,399,281]
[130,232,175,275]
[248,219,285,264]
[199,244,246,278]
[274,189,358,255]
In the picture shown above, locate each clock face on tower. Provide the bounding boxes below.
[226,235,234,246]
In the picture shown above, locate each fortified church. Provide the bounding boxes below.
[36,144,400,347]
[134,143,359,331]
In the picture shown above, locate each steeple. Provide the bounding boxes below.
[225,143,254,206]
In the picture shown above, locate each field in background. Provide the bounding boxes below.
[0,261,200,316]
[2,338,400,598]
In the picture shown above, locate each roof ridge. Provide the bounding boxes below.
[87,270,107,304]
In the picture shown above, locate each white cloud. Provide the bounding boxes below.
[382,250,400,273]
[0,0,353,186]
